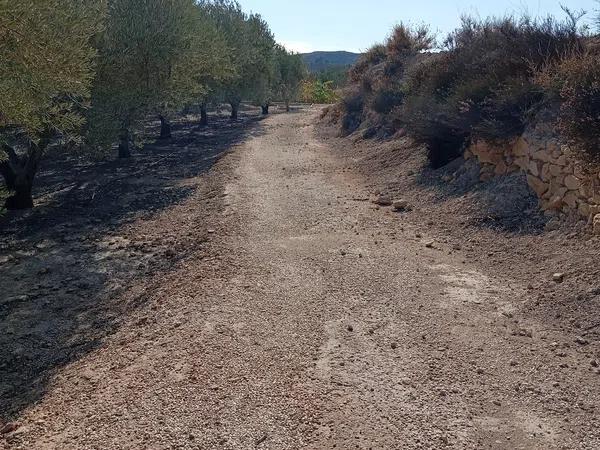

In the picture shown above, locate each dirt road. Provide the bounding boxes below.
[2,108,599,449]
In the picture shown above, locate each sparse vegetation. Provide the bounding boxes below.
[331,12,597,168]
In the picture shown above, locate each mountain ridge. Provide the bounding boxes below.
[301,51,360,72]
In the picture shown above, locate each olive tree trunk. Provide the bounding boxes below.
[159,115,172,139]
[118,129,131,158]
[200,103,208,126]
[261,104,270,115]
[0,139,47,210]
[230,101,240,120]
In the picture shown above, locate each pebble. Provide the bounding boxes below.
[553,273,565,283]
[575,337,589,346]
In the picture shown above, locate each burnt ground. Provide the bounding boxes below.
[0,110,264,419]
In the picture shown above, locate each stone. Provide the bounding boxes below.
[541,163,551,181]
[578,202,591,218]
[393,199,410,211]
[528,160,540,177]
[549,164,563,178]
[565,175,582,191]
[533,150,553,163]
[556,155,568,166]
[472,141,505,165]
[575,336,589,346]
[594,214,600,235]
[372,195,392,206]
[527,175,549,197]
[425,240,435,248]
[514,156,529,171]
[553,273,565,283]
[513,137,529,157]
[563,191,578,209]
[548,184,568,202]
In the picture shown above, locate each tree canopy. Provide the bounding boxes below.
[0,0,308,209]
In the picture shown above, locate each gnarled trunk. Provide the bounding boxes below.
[285,100,291,112]
[118,129,131,158]
[159,115,172,139]
[1,139,46,210]
[200,103,208,126]
[261,104,270,115]
[230,101,239,120]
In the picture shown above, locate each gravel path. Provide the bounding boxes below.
[2,108,599,449]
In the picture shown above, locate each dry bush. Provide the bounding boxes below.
[341,25,434,135]
[400,15,582,166]
[539,43,600,162]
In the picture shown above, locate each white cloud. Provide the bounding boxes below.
[279,40,315,53]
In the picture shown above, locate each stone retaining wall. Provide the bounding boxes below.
[463,123,600,233]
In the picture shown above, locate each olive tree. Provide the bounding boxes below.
[0,0,104,209]
[87,0,199,157]
[204,0,276,119]
[275,46,307,112]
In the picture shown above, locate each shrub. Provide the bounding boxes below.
[400,15,582,166]
[300,80,338,104]
[540,44,600,162]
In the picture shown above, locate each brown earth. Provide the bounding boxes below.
[1,107,599,449]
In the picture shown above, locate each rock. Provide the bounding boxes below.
[553,273,565,284]
[347,325,354,332]
[575,337,589,346]
[425,241,435,249]
[372,195,392,206]
[514,156,529,170]
[528,160,540,177]
[591,360,599,368]
[593,214,600,235]
[0,422,19,434]
[549,164,563,178]
[533,150,553,163]
[564,175,582,191]
[513,137,529,157]
[393,199,410,211]
[563,191,578,209]
[391,342,398,349]
[545,196,564,211]
[527,175,549,197]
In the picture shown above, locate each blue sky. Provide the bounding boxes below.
[240,0,598,52]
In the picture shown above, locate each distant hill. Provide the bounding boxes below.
[301,51,361,72]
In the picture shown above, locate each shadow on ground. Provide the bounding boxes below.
[0,112,264,420]
[414,155,547,234]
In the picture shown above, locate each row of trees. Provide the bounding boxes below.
[0,0,307,209]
